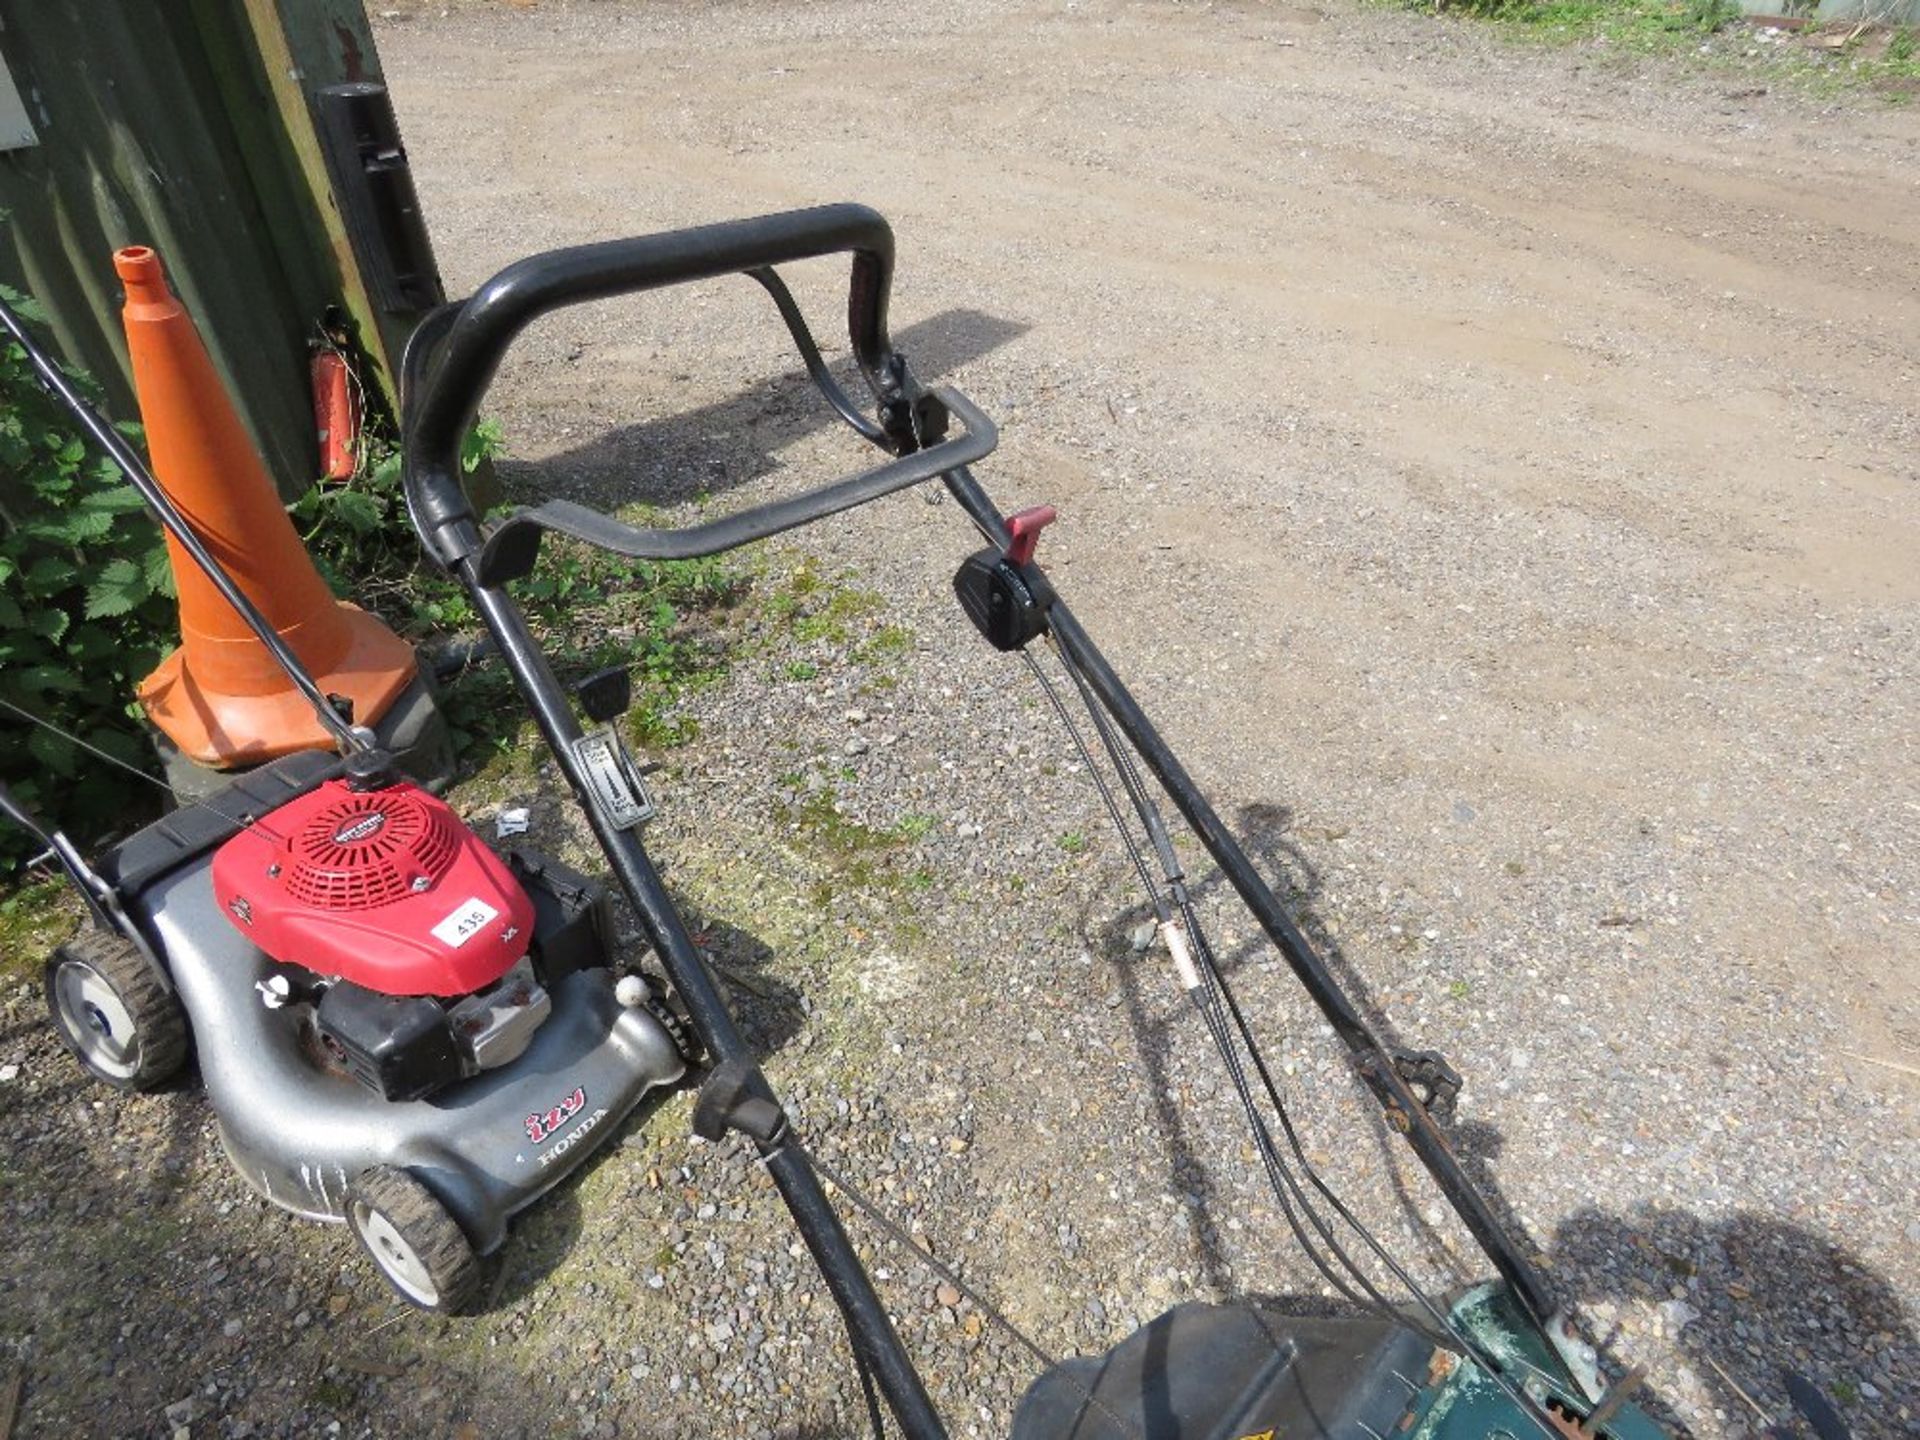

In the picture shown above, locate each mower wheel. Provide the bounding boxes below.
[44,928,189,1092]
[346,1166,483,1314]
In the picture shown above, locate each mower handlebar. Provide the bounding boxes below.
[402,203,903,568]
[469,388,996,582]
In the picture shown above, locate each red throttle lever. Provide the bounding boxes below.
[1004,505,1057,567]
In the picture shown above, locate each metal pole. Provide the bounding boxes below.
[460,563,948,1439]
[939,465,1557,1327]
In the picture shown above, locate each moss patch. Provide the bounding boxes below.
[0,876,80,983]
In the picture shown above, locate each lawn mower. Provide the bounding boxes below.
[2,205,1676,1439]
[0,299,691,1314]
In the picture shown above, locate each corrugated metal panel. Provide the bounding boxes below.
[0,1,391,497]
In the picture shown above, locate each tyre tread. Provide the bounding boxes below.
[347,1165,484,1314]
[45,927,189,1092]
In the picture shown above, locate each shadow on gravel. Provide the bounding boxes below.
[494,307,1026,510]
[1086,803,1913,1440]
[1092,798,1522,1288]
[1084,795,1470,1296]
[685,912,806,1056]
[1553,1204,1915,1440]
[1192,810,1917,1437]
[1220,800,1412,1043]
[487,1169,586,1313]
[1092,903,1236,1294]
[0,1003,211,1220]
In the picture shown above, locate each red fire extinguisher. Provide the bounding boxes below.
[310,348,359,481]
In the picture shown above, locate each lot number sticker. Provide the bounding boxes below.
[432,897,500,948]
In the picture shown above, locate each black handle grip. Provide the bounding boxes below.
[403,203,898,565]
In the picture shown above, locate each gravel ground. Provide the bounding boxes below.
[2,1,1916,1437]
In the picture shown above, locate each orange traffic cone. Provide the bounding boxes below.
[116,245,417,767]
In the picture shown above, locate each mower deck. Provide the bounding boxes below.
[101,754,686,1253]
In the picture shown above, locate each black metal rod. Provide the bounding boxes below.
[475,389,994,576]
[395,195,1554,1396]
[458,556,947,1439]
[745,266,889,446]
[0,300,366,755]
[0,782,115,930]
[938,464,1558,1327]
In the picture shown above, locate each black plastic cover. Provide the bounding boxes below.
[100,752,342,904]
[1011,1302,1432,1440]
[954,550,1050,652]
[313,82,446,313]
[315,980,462,1103]
[571,666,634,723]
[508,848,613,984]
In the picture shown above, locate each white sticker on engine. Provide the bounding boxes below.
[432,897,500,948]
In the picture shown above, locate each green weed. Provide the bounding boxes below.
[792,586,884,644]
[1436,0,1739,44]
[308,1378,357,1410]
[757,558,891,649]
[0,877,78,980]
[774,780,942,917]
[853,623,914,664]
[1408,0,1920,99]
[0,289,174,867]
[778,786,902,858]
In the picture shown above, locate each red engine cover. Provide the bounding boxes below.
[211,778,534,997]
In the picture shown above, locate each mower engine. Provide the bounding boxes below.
[212,772,606,1102]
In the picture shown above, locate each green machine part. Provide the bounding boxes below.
[1011,1281,1669,1440]
[1409,1285,1666,1440]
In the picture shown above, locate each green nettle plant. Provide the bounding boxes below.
[0,287,175,866]
[289,419,745,761]
[1,294,742,879]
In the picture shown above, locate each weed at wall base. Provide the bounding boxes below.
[0,286,175,870]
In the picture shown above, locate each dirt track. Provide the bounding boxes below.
[389,0,1920,1058]
[2,2,1915,1437]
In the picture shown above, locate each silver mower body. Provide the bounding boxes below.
[105,755,685,1257]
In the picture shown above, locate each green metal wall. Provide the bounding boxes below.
[0,0,389,498]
